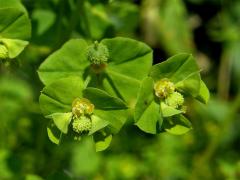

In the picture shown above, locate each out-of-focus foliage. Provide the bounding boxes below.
[0,0,239,179]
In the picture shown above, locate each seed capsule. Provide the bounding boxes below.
[87,41,109,65]
[72,116,92,133]
[72,98,94,117]
[165,91,184,109]
[154,78,175,98]
[0,44,8,60]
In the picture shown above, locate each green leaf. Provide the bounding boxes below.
[163,115,192,135]
[39,76,84,116]
[102,37,152,104]
[88,115,109,135]
[0,0,31,59]
[150,53,201,97]
[32,9,56,36]
[47,121,62,145]
[161,102,183,117]
[38,39,89,85]
[134,77,162,134]
[134,77,154,121]
[94,109,127,134]
[83,87,128,110]
[196,80,210,104]
[47,113,72,134]
[135,101,162,134]
[0,6,31,40]
[1,39,28,58]
[93,131,112,152]
[175,71,201,97]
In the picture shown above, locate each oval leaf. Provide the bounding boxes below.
[150,53,201,96]
[88,115,109,135]
[102,37,153,104]
[196,80,210,104]
[164,115,192,135]
[93,131,112,152]
[161,102,183,117]
[83,87,128,110]
[47,113,72,134]
[38,39,89,85]
[47,121,62,145]
[39,76,84,116]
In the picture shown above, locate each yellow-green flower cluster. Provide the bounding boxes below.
[154,78,185,110]
[154,78,175,98]
[71,98,94,133]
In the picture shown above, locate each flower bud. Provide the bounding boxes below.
[87,41,109,65]
[72,98,94,117]
[154,78,175,98]
[72,116,92,133]
[165,92,184,109]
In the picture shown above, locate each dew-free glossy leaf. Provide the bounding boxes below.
[39,76,84,116]
[134,77,162,134]
[94,109,127,134]
[88,115,109,135]
[134,77,154,121]
[135,101,162,134]
[47,113,72,134]
[83,87,128,110]
[38,39,89,85]
[102,37,153,103]
[164,115,192,135]
[0,0,31,59]
[1,39,28,58]
[0,6,31,40]
[196,80,210,104]
[150,53,201,96]
[93,131,112,152]
[47,121,62,145]
[161,102,183,117]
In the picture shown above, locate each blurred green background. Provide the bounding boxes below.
[0,0,240,179]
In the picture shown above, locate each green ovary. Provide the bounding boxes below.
[72,116,92,133]
[87,41,109,65]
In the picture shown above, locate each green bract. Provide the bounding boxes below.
[39,76,127,151]
[134,53,209,135]
[0,0,31,62]
[38,37,153,107]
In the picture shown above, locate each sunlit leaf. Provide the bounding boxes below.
[196,80,210,104]
[47,121,62,145]
[163,115,192,135]
[47,113,72,134]
[38,39,89,85]
[93,131,112,152]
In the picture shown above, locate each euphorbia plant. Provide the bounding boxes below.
[40,76,127,151]
[135,53,209,135]
[38,37,209,151]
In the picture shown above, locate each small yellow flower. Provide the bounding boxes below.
[72,98,94,117]
[154,78,175,98]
